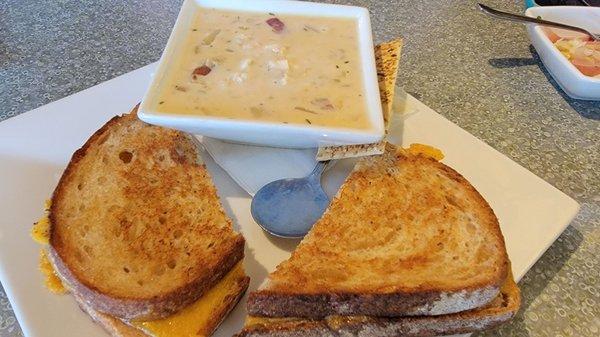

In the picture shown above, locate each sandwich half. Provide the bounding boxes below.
[241,143,518,336]
[33,107,249,337]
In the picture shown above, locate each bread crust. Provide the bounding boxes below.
[247,284,499,318]
[238,274,520,337]
[75,295,149,337]
[249,144,508,318]
[49,236,244,320]
[48,109,246,320]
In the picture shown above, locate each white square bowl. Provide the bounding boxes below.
[139,0,383,148]
[525,6,600,100]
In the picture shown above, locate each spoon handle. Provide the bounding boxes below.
[478,3,595,38]
[310,160,329,178]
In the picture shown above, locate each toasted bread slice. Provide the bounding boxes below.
[238,271,520,337]
[248,143,508,318]
[48,108,245,320]
[375,40,403,129]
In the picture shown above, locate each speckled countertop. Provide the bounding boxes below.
[0,0,598,336]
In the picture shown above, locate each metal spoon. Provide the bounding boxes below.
[478,3,600,41]
[251,161,330,238]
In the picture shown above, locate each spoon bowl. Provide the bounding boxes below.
[251,161,330,238]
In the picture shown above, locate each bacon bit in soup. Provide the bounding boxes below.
[266,18,285,33]
[192,65,212,79]
[311,98,335,110]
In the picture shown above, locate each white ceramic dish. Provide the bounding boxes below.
[525,6,600,100]
[139,0,383,148]
[0,63,580,337]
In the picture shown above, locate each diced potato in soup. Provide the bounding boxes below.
[154,8,371,129]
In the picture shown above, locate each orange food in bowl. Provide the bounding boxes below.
[544,27,600,77]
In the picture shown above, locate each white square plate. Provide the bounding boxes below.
[139,0,383,148]
[0,64,579,337]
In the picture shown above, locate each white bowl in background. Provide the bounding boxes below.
[525,6,600,100]
[139,0,383,148]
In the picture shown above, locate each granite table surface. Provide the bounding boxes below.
[0,0,598,336]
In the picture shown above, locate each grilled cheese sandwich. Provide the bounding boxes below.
[32,110,248,337]
[240,143,518,337]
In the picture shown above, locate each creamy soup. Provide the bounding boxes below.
[154,8,370,130]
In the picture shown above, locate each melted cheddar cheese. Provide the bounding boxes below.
[32,199,67,294]
[133,262,245,337]
[407,143,444,161]
[245,316,298,327]
[38,249,67,294]
[31,199,51,244]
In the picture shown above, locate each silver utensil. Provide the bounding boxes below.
[251,161,330,238]
[478,3,600,41]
